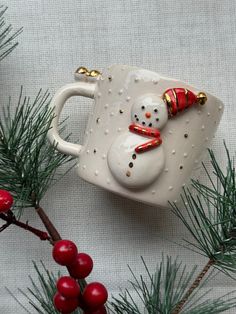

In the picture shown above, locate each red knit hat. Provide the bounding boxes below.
[163,88,207,117]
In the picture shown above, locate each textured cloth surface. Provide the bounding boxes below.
[0,0,236,313]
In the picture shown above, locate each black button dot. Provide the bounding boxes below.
[156,118,159,121]
[134,114,137,118]
[184,133,188,138]
[129,162,134,168]
[149,123,152,127]
[180,165,183,169]
[93,149,97,153]
[141,106,145,110]
[142,121,146,125]
[119,109,124,114]
[132,154,136,160]
[136,118,139,122]
[154,108,158,113]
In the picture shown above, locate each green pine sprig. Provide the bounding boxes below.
[109,256,236,314]
[0,6,22,61]
[0,88,73,216]
[171,143,236,275]
[10,261,82,314]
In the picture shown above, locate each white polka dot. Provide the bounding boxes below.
[152,79,158,84]
[86,150,90,154]
[107,178,111,184]
[164,168,169,172]
[219,106,223,111]
[82,165,86,170]
[207,112,211,116]
[168,186,173,191]
[104,104,109,109]
[97,92,102,98]
[118,89,123,95]
[102,154,106,159]
[104,129,109,135]
[126,96,131,102]
[85,131,89,136]
[134,77,140,82]
[95,170,99,176]
[195,159,199,164]
[192,144,195,148]
[201,125,205,130]
[168,130,173,135]
[110,112,114,116]
[184,153,188,158]
[186,119,190,124]
[151,190,156,195]
[89,128,93,133]
[117,127,122,132]
[172,149,176,155]
[108,89,112,94]
[205,137,209,142]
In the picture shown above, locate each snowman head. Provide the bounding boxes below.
[131,94,168,130]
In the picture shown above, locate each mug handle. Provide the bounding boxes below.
[48,81,96,157]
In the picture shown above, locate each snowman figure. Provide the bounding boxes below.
[107,88,207,189]
[107,93,168,189]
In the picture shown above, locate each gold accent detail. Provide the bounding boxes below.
[197,92,207,105]
[75,67,101,78]
[163,92,173,115]
[88,69,101,77]
[126,170,131,177]
[75,66,88,75]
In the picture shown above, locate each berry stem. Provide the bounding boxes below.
[0,211,51,241]
[35,205,61,243]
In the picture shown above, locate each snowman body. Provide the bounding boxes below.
[107,94,168,189]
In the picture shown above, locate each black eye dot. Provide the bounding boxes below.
[149,123,152,127]
[136,118,139,122]
[180,165,183,169]
[156,118,159,122]
[142,121,146,125]
[132,154,136,160]
[129,162,134,168]
[154,109,158,113]
[134,114,137,118]
[141,106,145,110]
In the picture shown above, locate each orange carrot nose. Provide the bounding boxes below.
[145,112,151,118]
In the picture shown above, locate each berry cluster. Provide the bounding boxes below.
[53,240,108,314]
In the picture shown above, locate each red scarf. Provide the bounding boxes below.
[129,123,162,153]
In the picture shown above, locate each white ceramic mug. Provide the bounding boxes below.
[48,64,224,208]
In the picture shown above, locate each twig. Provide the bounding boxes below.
[171,259,214,314]
[0,212,51,241]
[35,206,61,243]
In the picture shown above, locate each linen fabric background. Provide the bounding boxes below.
[0,1,236,313]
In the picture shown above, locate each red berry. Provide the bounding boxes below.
[53,240,78,266]
[0,190,13,213]
[83,282,108,309]
[57,276,80,299]
[69,253,93,279]
[53,292,79,313]
[83,305,107,314]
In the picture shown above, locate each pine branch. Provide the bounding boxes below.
[0,6,22,61]
[171,144,236,275]
[0,88,74,216]
[109,256,236,314]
